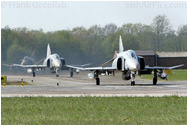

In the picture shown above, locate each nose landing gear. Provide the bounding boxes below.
[56,69,59,77]
[131,72,135,86]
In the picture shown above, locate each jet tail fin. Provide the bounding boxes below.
[47,44,51,57]
[31,50,36,59]
[119,36,124,53]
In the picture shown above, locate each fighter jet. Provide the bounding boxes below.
[13,44,65,77]
[67,36,183,86]
[3,50,36,71]
[20,50,36,65]
[6,44,89,77]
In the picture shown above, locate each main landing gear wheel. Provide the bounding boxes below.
[56,74,59,77]
[70,71,73,77]
[70,68,74,77]
[153,69,157,85]
[33,72,35,77]
[153,77,157,85]
[96,77,100,85]
[131,81,135,86]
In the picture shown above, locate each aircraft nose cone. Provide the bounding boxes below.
[55,60,62,68]
[55,63,61,68]
[129,61,140,71]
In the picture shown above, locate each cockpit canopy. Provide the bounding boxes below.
[127,50,137,59]
[53,53,60,60]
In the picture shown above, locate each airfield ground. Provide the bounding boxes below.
[2,96,187,125]
[1,71,187,97]
[1,71,187,125]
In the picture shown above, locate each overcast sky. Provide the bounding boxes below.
[1,1,187,32]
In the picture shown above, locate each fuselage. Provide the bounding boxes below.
[112,50,140,72]
[43,53,62,69]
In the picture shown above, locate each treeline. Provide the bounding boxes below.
[1,15,187,66]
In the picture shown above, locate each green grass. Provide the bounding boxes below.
[140,69,187,81]
[1,81,32,86]
[1,96,187,125]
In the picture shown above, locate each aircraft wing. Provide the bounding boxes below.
[3,64,15,67]
[68,63,91,67]
[3,63,47,69]
[99,58,116,67]
[84,67,117,71]
[66,51,116,70]
[35,58,46,65]
[65,65,84,70]
[66,65,116,71]
[80,63,91,67]
[13,64,47,68]
[66,57,115,70]
[145,64,184,70]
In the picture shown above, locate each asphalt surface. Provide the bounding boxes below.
[1,72,187,97]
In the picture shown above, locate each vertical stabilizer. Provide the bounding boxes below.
[119,36,124,53]
[47,44,51,57]
[31,50,36,59]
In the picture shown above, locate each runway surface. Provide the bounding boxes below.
[1,72,187,97]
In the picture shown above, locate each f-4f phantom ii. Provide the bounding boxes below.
[68,36,183,86]
[13,44,65,77]
[13,44,89,77]
[21,50,36,65]
[3,50,36,70]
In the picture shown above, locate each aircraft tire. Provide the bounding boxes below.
[56,74,59,77]
[70,72,73,77]
[153,77,157,85]
[131,81,135,86]
[33,72,35,77]
[96,78,100,85]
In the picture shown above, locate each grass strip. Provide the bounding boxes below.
[1,96,187,125]
[1,81,32,86]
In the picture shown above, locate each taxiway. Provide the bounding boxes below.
[1,72,187,97]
